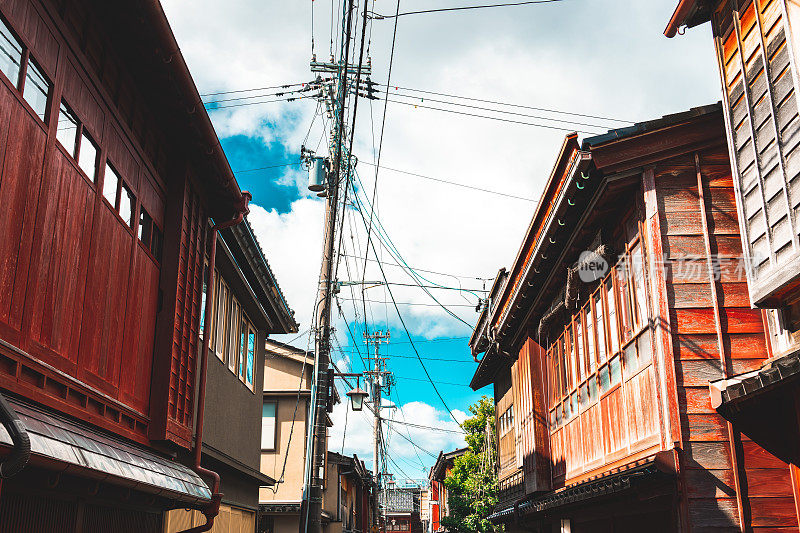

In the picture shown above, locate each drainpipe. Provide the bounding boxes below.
[0,392,30,498]
[179,192,251,533]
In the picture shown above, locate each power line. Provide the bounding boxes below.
[370,0,567,19]
[388,419,465,434]
[383,98,601,134]
[395,375,472,387]
[199,81,308,97]
[337,297,478,309]
[234,161,303,174]
[339,280,488,293]
[204,95,316,111]
[390,84,635,124]
[374,89,616,130]
[358,160,537,202]
[341,253,490,281]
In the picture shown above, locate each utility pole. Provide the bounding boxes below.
[302,0,374,531]
[365,330,391,533]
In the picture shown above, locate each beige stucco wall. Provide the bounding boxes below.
[163,504,255,533]
[259,394,309,503]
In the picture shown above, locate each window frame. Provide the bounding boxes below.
[0,15,51,126]
[261,400,277,451]
[546,228,653,430]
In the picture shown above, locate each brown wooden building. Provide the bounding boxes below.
[427,447,468,533]
[0,1,297,531]
[665,1,800,529]
[469,104,799,531]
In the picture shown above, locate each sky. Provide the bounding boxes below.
[161,0,722,482]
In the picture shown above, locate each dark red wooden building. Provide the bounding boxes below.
[469,104,799,531]
[666,0,800,529]
[0,1,297,531]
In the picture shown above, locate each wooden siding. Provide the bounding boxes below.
[0,0,202,447]
[655,146,797,531]
[714,0,800,307]
[512,338,550,493]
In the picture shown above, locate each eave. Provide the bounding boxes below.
[664,0,713,38]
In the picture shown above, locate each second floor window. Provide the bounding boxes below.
[204,269,257,391]
[0,15,51,123]
[547,229,651,428]
[261,401,276,450]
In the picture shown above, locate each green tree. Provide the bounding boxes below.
[440,396,502,533]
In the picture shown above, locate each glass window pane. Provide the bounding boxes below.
[637,332,652,366]
[103,163,119,206]
[0,18,21,87]
[633,245,648,328]
[599,365,610,391]
[238,321,247,379]
[575,317,585,381]
[56,101,78,155]
[247,330,255,387]
[624,342,638,377]
[595,293,606,362]
[138,207,152,245]
[23,58,49,121]
[79,131,98,181]
[588,375,598,402]
[610,355,622,386]
[607,281,619,354]
[586,303,596,373]
[119,182,135,227]
[150,225,163,263]
[228,301,240,372]
[261,402,276,450]
[199,264,207,339]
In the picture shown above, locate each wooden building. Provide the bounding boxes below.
[380,481,422,533]
[665,0,800,529]
[469,104,799,531]
[427,447,468,533]
[0,1,297,531]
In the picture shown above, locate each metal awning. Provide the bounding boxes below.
[488,452,675,523]
[0,399,211,505]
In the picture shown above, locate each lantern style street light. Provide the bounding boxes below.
[346,386,369,411]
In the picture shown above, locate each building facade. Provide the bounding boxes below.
[470,105,799,531]
[666,0,800,528]
[428,447,468,532]
[0,1,296,531]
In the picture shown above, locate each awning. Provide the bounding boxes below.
[489,452,676,523]
[0,399,211,505]
[709,351,800,413]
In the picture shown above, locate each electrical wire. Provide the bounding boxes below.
[357,160,536,202]
[199,81,308,98]
[337,297,477,308]
[370,0,566,19]
[389,418,465,434]
[395,375,473,387]
[389,84,635,124]
[372,88,615,130]
[383,98,601,134]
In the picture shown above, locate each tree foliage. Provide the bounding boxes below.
[440,396,502,533]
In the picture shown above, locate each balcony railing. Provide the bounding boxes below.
[497,469,525,507]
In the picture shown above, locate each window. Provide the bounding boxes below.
[0,17,22,85]
[546,232,651,428]
[138,208,153,245]
[0,17,51,124]
[150,225,163,262]
[204,270,257,390]
[119,182,135,227]
[56,101,78,154]
[78,130,98,181]
[22,58,49,121]
[103,163,119,206]
[261,402,276,450]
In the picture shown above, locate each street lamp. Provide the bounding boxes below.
[347,386,369,411]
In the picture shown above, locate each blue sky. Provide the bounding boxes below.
[163,0,722,481]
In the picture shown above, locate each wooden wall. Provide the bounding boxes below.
[654,145,798,530]
[0,0,205,448]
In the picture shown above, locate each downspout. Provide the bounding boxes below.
[0,392,31,497]
[179,192,252,533]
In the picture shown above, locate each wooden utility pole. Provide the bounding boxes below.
[303,3,353,532]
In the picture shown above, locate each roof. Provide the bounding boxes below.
[328,451,374,485]
[381,487,417,513]
[223,218,298,334]
[469,103,725,391]
[0,398,210,505]
[489,452,676,523]
[94,2,246,222]
[429,447,469,481]
[710,351,800,412]
[664,0,714,38]
[264,338,315,366]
